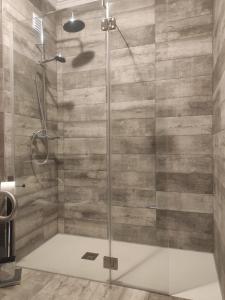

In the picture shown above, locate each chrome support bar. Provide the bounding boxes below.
[0,191,17,223]
[101,0,106,8]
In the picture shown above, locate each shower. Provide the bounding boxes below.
[0,0,222,298]
[31,13,69,166]
[31,53,66,166]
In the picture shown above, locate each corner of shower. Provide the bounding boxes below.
[0,0,220,299]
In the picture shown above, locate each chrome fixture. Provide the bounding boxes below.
[101,0,106,8]
[63,12,85,33]
[101,17,117,31]
[0,191,17,223]
[40,54,66,64]
[0,190,21,288]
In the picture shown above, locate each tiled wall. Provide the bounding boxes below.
[1,0,59,259]
[0,0,4,184]
[57,2,108,237]
[0,0,215,259]
[213,0,225,298]
[109,0,157,245]
[57,0,214,252]
[155,0,213,251]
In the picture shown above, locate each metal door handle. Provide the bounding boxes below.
[0,191,17,222]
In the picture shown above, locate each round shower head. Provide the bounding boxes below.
[63,13,85,33]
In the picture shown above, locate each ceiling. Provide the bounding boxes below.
[49,0,98,9]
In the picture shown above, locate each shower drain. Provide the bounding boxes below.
[81,252,99,261]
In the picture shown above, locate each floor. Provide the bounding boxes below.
[17,234,222,299]
[0,268,187,300]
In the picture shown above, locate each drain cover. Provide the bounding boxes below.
[82,252,99,261]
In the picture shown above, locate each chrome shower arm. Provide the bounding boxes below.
[40,57,55,64]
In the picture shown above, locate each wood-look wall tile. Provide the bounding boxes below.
[0,114,4,157]
[157,228,213,252]
[156,155,212,174]
[113,5,155,30]
[112,137,155,154]
[111,100,155,120]
[62,68,105,90]
[111,82,155,102]
[156,191,213,213]
[112,206,156,226]
[156,116,212,136]
[16,228,44,260]
[156,35,212,61]
[110,0,155,15]
[64,202,107,222]
[156,172,213,194]
[43,220,58,241]
[156,96,212,117]
[16,205,43,240]
[64,186,107,203]
[64,121,106,138]
[64,170,107,187]
[63,154,106,171]
[0,156,5,180]
[213,35,225,86]
[156,135,212,155]
[111,44,155,67]
[156,0,212,24]
[156,55,212,80]
[156,77,212,99]
[112,118,155,137]
[112,188,156,208]
[111,154,155,172]
[63,86,106,106]
[62,103,106,122]
[112,171,155,190]
[112,223,159,246]
[157,210,213,234]
[111,25,155,49]
[111,63,155,85]
[64,219,107,239]
[157,14,212,43]
[63,138,106,155]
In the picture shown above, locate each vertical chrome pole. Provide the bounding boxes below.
[105,0,112,284]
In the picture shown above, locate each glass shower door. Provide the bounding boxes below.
[10,0,111,284]
[8,0,169,292]
[106,0,170,293]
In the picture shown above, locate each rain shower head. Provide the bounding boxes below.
[41,54,66,64]
[63,12,85,33]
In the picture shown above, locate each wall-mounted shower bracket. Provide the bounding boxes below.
[101,17,116,31]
